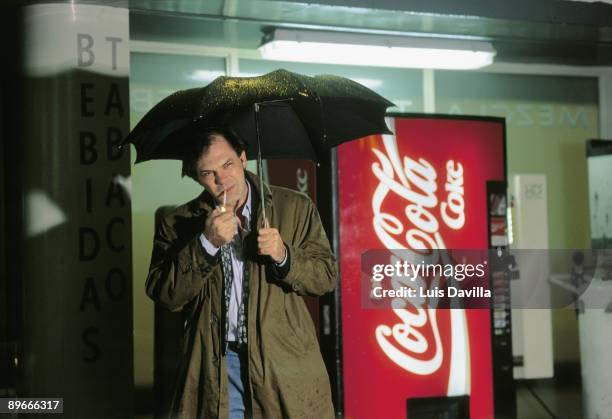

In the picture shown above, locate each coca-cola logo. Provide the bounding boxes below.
[370,131,469,389]
[375,307,444,375]
[371,136,465,252]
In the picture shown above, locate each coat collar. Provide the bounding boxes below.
[190,170,272,218]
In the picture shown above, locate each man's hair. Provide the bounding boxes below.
[181,126,247,179]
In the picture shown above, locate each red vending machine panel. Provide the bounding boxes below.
[337,115,506,418]
[266,159,321,338]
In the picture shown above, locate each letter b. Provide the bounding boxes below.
[80,132,98,165]
[107,127,123,161]
[77,34,95,67]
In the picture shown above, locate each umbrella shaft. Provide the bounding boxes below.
[254,103,267,225]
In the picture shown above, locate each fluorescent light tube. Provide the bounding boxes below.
[259,29,496,70]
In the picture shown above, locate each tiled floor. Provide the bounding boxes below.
[516,379,583,419]
[135,378,588,418]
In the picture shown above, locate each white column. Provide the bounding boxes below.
[21,4,132,418]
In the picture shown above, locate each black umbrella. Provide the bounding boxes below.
[122,69,394,221]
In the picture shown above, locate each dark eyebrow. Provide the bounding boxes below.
[198,158,233,174]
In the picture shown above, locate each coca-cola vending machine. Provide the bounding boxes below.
[330,115,514,418]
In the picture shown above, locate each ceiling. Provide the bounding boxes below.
[23,0,612,65]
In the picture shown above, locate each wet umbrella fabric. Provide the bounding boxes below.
[122,69,394,163]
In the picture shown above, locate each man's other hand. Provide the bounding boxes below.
[257,228,286,263]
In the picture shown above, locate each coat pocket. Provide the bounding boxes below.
[281,295,316,355]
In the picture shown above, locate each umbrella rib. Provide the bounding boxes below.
[256,98,295,105]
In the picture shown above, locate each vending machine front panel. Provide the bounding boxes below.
[337,115,506,418]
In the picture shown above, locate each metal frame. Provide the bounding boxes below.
[129,37,612,418]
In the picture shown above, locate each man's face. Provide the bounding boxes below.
[195,135,248,208]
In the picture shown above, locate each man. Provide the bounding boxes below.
[145,127,337,419]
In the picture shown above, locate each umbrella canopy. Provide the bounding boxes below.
[122,69,394,163]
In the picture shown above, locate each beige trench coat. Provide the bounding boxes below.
[146,171,337,419]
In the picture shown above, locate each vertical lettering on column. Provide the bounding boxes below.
[77,33,128,363]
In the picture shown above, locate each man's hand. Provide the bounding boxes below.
[204,207,237,247]
[257,228,286,263]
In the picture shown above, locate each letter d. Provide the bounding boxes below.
[79,227,100,261]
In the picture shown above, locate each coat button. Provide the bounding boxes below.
[182,263,191,273]
[210,314,218,324]
[291,282,301,292]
